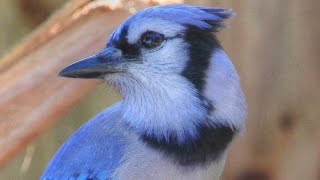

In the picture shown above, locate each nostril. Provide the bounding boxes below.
[97,47,122,62]
[97,56,108,62]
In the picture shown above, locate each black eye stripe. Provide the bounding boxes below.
[109,26,184,58]
[166,34,184,40]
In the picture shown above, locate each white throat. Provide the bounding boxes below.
[119,73,208,142]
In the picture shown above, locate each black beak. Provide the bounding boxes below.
[59,47,124,79]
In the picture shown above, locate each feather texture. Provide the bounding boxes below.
[41,103,128,179]
[134,4,234,31]
[42,4,245,180]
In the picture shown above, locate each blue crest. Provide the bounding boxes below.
[131,4,234,31]
[108,4,234,47]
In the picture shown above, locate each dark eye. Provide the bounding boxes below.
[141,31,164,49]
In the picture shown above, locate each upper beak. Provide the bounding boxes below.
[59,47,125,79]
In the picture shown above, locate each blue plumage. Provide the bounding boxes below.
[128,4,233,30]
[109,4,233,43]
[41,103,128,179]
[42,4,245,180]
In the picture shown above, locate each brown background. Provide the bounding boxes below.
[0,0,319,179]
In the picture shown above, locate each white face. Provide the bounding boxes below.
[105,18,192,92]
[104,18,212,141]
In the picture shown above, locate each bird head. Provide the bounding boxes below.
[59,4,246,143]
[60,5,232,79]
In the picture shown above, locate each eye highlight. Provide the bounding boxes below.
[140,31,164,49]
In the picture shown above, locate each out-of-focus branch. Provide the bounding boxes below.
[0,0,180,167]
[0,0,90,72]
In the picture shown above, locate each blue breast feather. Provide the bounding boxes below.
[41,103,128,180]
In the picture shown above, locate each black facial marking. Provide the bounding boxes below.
[206,100,215,114]
[110,25,140,58]
[182,25,222,92]
[197,93,215,114]
[141,123,236,165]
[135,26,230,165]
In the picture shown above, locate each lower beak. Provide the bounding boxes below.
[59,47,124,79]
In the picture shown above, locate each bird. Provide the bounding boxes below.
[41,4,246,180]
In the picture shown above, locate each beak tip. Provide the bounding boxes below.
[58,71,65,77]
[58,47,122,79]
[58,67,74,78]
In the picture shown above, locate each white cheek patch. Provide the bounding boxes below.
[141,39,189,73]
[127,17,185,44]
[204,49,246,132]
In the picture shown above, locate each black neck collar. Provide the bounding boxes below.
[141,121,236,165]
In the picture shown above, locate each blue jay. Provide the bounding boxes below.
[41,4,246,180]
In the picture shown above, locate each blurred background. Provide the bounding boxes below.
[0,0,319,179]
